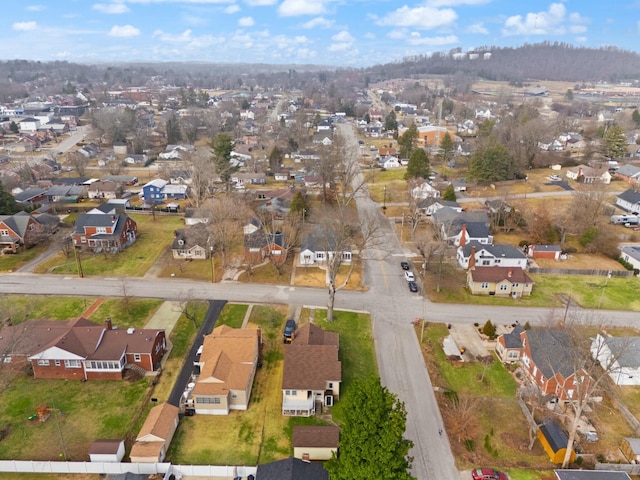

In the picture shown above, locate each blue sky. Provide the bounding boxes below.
[1,1,638,67]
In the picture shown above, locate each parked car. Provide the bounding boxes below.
[549,174,561,181]
[283,319,297,343]
[196,344,203,356]
[471,468,508,480]
[404,271,415,282]
[408,281,418,292]
[400,261,410,271]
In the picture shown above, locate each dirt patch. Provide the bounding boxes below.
[535,254,624,271]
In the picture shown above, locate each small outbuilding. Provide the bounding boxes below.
[538,419,575,464]
[293,425,340,461]
[620,437,640,463]
[555,470,631,480]
[88,439,125,463]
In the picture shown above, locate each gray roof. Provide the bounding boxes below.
[417,198,460,209]
[13,187,46,203]
[616,164,640,177]
[621,245,640,262]
[555,470,631,480]
[432,207,488,226]
[172,223,209,250]
[301,226,350,254]
[73,213,130,237]
[460,241,526,260]
[602,336,640,368]
[539,419,568,452]
[618,189,640,204]
[0,211,33,239]
[533,244,562,252]
[526,329,576,379]
[502,323,524,349]
[256,458,328,480]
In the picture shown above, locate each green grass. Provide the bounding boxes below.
[216,303,249,328]
[0,244,49,273]
[87,298,163,328]
[0,376,151,461]
[34,214,183,277]
[170,301,208,358]
[0,295,92,323]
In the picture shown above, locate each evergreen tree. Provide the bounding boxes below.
[0,181,20,215]
[565,89,574,101]
[326,377,415,480]
[165,112,182,145]
[603,125,627,159]
[398,123,418,159]
[442,183,456,201]
[289,191,309,218]
[439,131,454,166]
[210,133,238,191]
[268,146,284,171]
[633,110,640,128]
[9,121,19,134]
[469,142,516,184]
[385,110,398,132]
[405,148,430,180]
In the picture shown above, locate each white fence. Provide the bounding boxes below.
[0,461,257,478]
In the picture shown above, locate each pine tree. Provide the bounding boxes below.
[398,123,417,159]
[439,131,454,166]
[326,377,415,480]
[210,133,238,191]
[405,148,430,180]
[603,125,627,159]
[442,183,456,201]
[633,110,640,128]
[0,181,20,215]
[385,110,398,132]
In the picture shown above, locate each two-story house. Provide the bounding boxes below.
[71,213,137,252]
[282,323,341,416]
[0,211,51,253]
[457,241,528,270]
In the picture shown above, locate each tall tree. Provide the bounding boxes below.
[469,142,516,184]
[442,183,456,201]
[268,146,284,171]
[384,110,398,132]
[398,123,418,159]
[210,133,238,192]
[603,125,627,159]
[438,131,454,166]
[405,148,430,180]
[0,181,19,215]
[632,109,640,128]
[326,376,415,480]
[165,111,182,145]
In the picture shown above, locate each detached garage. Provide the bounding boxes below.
[88,439,125,462]
[538,420,575,464]
[293,426,340,461]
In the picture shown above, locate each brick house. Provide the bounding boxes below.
[0,211,49,253]
[466,266,534,297]
[0,317,166,380]
[71,213,137,252]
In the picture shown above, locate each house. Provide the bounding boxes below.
[526,244,562,261]
[0,211,48,253]
[19,117,40,132]
[13,187,47,206]
[256,458,329,480]
[172,224,209,260]
[102,174,138,186]
[565,164,611,184]
[466,266,534,297]
[382,156,401,169]
[0,317,167,380]
[620,438,640,464]
[86,180,119,200]
[44,185,86,203]
[449,179,468,192]
[244,228,287,265]
[616,189,640,214]
[124,153,147,165]
[591,333,640,386]
[417,198,462,216]
[141,179,168,205]
[162,183,188,200]
[497,328,589,401]
[88,439,125,463]
[71,213,137,252]
[232,172,266,186]
[457,242,527,270]
[299,226,352,266]
[485,199,512,215]
[184,207,210,226]
[615,164,640,185]
[170,169,193,185]
[620,245,640,271]
[432,208,492,246]
[129,403,180,463]
[292,425,340,461]
[282,323,341,416]
[190,325,260,415]
[411,180,440,199]
[274,170,291,182]
[538,419,576,464]
[495,323,525,363]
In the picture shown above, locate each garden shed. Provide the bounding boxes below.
[537,419,575,464]
[620,437,640,463]
[88,439,125,462]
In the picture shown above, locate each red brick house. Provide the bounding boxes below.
[0,317,166,380]
[71,213,137,252]
[496,327,589,402]
[0,211,54,253]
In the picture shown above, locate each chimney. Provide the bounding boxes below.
[459,224,467,247]
[111,215,116,222]
[508,269,513,278]
[104,317,112,330]
[468,245,476,270]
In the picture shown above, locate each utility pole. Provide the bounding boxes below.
[73,245,84,278]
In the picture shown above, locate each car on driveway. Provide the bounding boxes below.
[408,281,418,292]
[471,468,508,480]
[283,319,297,343]
[549,174,561,181]
[404,271,415,282]
[400,261,410,270]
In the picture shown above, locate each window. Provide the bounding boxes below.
[80,236,87,243]
[231,393,238,399]
[481,282,489,289]
[285,390,297,396]
[0,229,8,236]
[55,360,61,366]
[328,382,333,389]
[499,284,508,291]
[37,359,50,366]
[482,260,490,266]
[96,227,107,234]
[134,354,141,362]
[65,360,81,368]
[2,355,11,364]
[196,397,221,404]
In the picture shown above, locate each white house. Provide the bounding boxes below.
[620,245,640,272]
[457,241,527,270]
[382,156,401,169]
[299,227,352,266]
[591,333,640,386]
[411,181,440,199]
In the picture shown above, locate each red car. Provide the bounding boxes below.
[471,469,508,480]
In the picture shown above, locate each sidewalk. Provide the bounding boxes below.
[144,301,184,336]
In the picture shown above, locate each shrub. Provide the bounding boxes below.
[464,439,474,451]
[618,257,634,270]
[482,320,497,339]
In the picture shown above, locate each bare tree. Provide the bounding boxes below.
[204,196,252,269]
[441,393,480,444]
[68,152,88,176]
[188,150,215,208]
[258,210,302,276]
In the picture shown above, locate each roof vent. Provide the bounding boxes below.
[127,328,135,334]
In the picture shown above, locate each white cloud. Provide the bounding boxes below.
[429,0,490,5]
[26,5,45,11]
[301,16,334,29]
[93,2,130,14]
[332,30,354,42]
[108,24,141,37]
[13,21,38,31]
[244,0,277,5]
[501,3,588,36]
[329,42,351,52]
[575,36,587,43]
[153,29,193,42]
[127,0,236,3]
[238,16,254,26]
[224,4,240,13]
[406,34,458,46]
[278,0,326,17]
[467,22,489,34]
[377,6,457,29]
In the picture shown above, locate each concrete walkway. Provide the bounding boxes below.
[144,300,184,336]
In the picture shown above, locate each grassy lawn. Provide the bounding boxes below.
[216,303,249,328]
[33,214,183,277]
[168,307,375,465]
[159,253,218,282]
[239,257,294,285]
[0,295,93,323]
[294,261,365,291]
[87,298,163,328]
[0,376,151,461]
[0,244,49,273]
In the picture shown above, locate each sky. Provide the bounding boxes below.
[1,0,639,67]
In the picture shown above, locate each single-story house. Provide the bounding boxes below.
[129,402,180,463]
[293,425,340,461]
[615,164,640,185]
[620,245,640,271]
[86,180,119,200]
[283,323,341,416]
[88,439,125,463]
[566,164,611,184]
[538,419,575,464]
[299,226,352,266]
[526,244,562,260]
[416,198,462,217]
[457,242,527,270]
[382,156,401,169]
[256,458,329,480]
[466,266,534,297]
[616,189,640,214]
[591,333,640,386]
[172,224,210,260]
[190,325,260,415]
[184,207,210,226]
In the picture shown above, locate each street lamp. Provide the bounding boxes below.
[383,186,387,212]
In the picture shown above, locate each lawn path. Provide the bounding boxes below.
[81,298,104,317]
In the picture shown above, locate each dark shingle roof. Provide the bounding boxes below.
[283,345,341,390]
[460,241,526,260]
[502,323,524,349]
[618,189,640,204]
[526,329,575,379]
[256,458,329,480]
[539,419,568,452]
[293,426,340,448]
